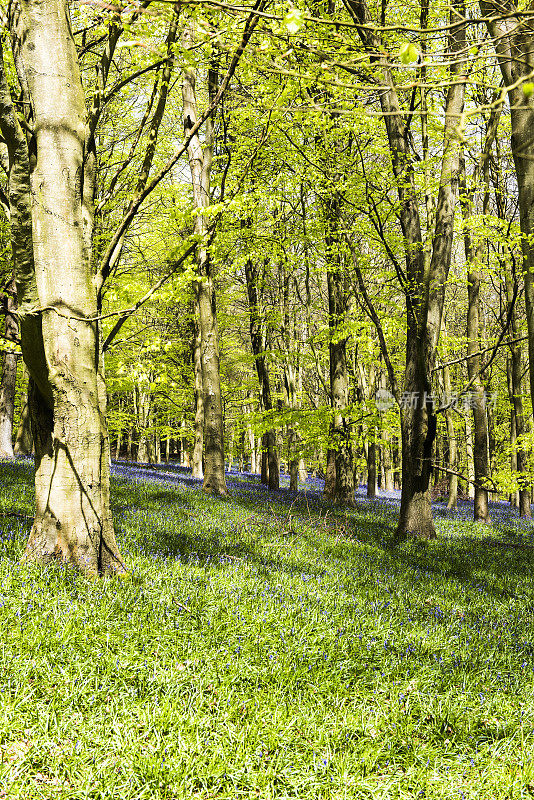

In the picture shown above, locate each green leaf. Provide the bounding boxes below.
[523,82,534,98]
[284,7,304,35]
[399,42,419,65]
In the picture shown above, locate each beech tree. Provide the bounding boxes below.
[0,0,125,572]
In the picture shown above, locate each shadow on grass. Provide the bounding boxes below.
[110,471,534,605]
[2,458,533,605]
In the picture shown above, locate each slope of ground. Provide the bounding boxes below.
[0,459,533,799]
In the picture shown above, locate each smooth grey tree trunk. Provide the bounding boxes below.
[0,2,124,573]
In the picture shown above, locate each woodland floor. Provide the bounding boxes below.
[1,460,534,798]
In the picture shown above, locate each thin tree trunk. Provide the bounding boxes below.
[345,0,466,539]
[165,418,171,463]
[182,41,227,495]
[480,2,534,443]
[245,256,279,490]
[261,439,269,485]
[505,286,531,517]
[325,194,354,505]
[0,279,19,458]
[227,423,234,472]
[14,382,32,456]
[460,142,496,522]
[137,389,150,463]
[192,313,204,479]
[381,427,394,492]
[465,413,475,500]
[442,359,458,510]
[507,357,520,509]
[367,436,377,498]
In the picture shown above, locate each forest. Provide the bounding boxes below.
[1,0,534,797]
[0,0,532,557]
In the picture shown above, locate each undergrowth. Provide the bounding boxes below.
[1,460,534,798]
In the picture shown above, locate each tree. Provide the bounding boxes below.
[0,0,125,572]
[182,31,227,495]
[344,0,467,538]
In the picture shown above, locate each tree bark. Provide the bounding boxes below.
[0,4,124,573]
[442,358,458,510]
[14,381,33,456]
[261,439,269,485]
[345,0,466,539]
[0,279,19,458]
[137,388,150,463]
[323,435,337,499]
[367,436,377,498]
[182,50,227,495]
[508,378,519,508]
[480,1,534,436]
[459,131,498,522]
[192,312,204,479]
[325,194,354,505]
[244,255,279,490]
[504,272,531,517]
[465,413,475,500]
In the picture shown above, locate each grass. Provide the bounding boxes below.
[1,461,534,798]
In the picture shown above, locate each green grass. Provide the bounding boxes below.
[1,461,534,798]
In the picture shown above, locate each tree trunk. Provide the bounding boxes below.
[244,255,279,490]
[396,391,437,539]
[289,442,299,491]
[507,357,521,510]
[507,306,531,517]
[165,421,171,463]
[465,413,475,500]
[381,426,394,492]
[192,313,204,479]
[0,279,19,458]
[367,437,377,498]
[14,382,33,456]
[261,439,269,485]
[442,360,458,510]
[182,46,227,495]
[460,144,495,522]
[0,4,124,573]
[245,408,256,472]
[345,0,466,539]
[323,441,337,499]
[480,2,534,442]
[325,195,354,506]
[154,426,161,464]
[226,423,234,472]
[137,388,150,463]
